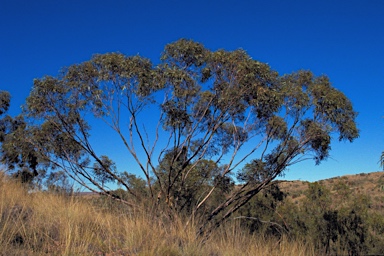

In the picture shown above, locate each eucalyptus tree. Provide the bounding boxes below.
[18,39,358,231]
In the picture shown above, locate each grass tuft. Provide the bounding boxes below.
[0,174,313,255]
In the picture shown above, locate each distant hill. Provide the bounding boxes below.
[279,171,384,210]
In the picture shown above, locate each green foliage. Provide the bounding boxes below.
[302,182,371,255]
[236,183,287,236]
[234,179,384,255]
[0,91,42,185]
[287,181,380,255]
[0,91,10,116]
[119,172,148,197]
[368,212,384,254]
[332,180,352,202]
[155,148,233,214]
[304,182,331,211]
[92,155,116,186]
[0,92,72,191]
[45,170,73,194]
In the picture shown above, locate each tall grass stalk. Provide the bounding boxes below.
[0,175,314,255]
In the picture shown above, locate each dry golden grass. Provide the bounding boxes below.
[0,173,315,256]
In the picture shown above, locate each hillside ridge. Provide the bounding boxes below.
[278,171,384,210]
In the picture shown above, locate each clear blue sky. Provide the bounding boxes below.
[1,0,383,181]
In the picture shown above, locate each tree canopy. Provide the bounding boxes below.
[0,39,359,232]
